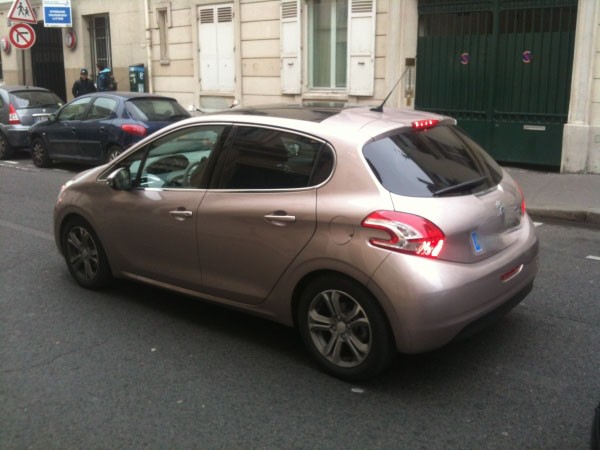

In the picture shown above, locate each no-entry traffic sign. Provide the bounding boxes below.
[9,23,36,49]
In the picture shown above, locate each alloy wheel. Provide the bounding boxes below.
[307,289,372,368]
[65,226,100,282]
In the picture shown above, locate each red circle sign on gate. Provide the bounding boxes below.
[9,23,36,49]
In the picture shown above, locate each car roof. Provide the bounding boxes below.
[78,92,178,101]
[0,85,52,93]
[203,104,454,140]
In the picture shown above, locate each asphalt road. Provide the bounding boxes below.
[1,157,599,449]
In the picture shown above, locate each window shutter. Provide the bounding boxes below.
[280,1,301,94]
[216,6,235,92]
[348,0,375,96]
[198,5,235,93]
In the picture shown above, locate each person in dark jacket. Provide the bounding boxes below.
[72,68,96,97]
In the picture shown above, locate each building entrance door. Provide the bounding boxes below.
[31,23,66,102]
[415,0,577,168]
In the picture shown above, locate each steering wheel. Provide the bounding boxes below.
[183,157,208,187]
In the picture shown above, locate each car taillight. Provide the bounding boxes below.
[516,183,526,216]
[411,119,439,130]
[121,124,147,137]
[8,104,20,125]
[361,211,445,258]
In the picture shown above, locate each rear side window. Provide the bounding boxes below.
[217,126,333,190]
[363,125,502,197]
[126,98,189,121]
[87,97,118,120]
[11,91,63,108]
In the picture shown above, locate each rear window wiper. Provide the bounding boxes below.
[433,176,487,197]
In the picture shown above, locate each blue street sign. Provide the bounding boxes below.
[43,1,72,27]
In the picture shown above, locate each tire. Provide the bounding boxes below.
[105,146,122,163]
[61,217,112,289]
[31,138,51,168]
[297,275,395,381]
[0,133,14,159]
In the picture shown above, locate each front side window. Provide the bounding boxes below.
[217,126,333,190]
[116,125,226,189]
[308,0,348,89]
[59,97,92,120]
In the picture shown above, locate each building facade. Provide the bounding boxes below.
[0,0,597,173]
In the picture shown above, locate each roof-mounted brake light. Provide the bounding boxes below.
[411,119,439,130]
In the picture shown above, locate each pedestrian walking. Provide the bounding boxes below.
[72,68,96,97]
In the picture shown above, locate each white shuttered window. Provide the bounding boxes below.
[289,0,375,96]
[198,4,235,93]
[281,1,301,94]
[347,0,375,95]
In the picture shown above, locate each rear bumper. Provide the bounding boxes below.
[368,226,539,353]
[5,125,31,149]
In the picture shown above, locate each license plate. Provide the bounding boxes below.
[471,231,483,254]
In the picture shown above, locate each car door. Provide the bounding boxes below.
[196,125,328,305]
[43,97,92,159]
[77,96,119,163]
[97,124,228,291]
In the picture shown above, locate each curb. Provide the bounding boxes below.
[528,208,600,227]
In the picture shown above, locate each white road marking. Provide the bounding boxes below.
[0,219,53,241]
[585,255,600,261]
[534,222,543,227]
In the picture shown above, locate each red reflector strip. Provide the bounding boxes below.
[501,264,523,282]
[412,119,439,130]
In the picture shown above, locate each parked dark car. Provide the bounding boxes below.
[0,85,64,159]
[30,92,190,167]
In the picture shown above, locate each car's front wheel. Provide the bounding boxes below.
[298,276,395,381]
[31,138,51,167]
[61,218,112,289]
[0,133,14,159]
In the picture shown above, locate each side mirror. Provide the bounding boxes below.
[47,113,57,123]
[107,167,132,191]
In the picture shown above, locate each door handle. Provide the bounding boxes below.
[264,212,296,226]
[169,209,193,220]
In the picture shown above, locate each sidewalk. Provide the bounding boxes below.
[505,167,600,226]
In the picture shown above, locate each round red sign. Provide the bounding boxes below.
[9,23,36,50]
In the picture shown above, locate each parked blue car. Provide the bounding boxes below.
[30,92,190,167]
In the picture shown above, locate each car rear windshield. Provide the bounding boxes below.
[362,124,503,197]
[126,98,190,122]
[11,91,63,109]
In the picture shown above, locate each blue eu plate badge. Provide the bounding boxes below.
[471,231,483,254]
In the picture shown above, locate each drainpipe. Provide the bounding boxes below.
[144,0,154,93]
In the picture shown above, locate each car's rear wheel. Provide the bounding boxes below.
[298,276,395,381]
[0,133,14,159]
[31,138,51,167]
[105,146,122,163]
[61,218,112,289]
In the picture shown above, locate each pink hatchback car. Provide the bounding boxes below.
[54,105,539,380]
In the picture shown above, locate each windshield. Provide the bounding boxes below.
[363,125,502,198]
[126,98,190,121]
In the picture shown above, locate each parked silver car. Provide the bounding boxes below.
[53,105,539,380]
[0,85,63,159]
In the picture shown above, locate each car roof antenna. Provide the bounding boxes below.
[370,66,411,113]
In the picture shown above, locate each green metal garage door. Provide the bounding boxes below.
[415,0,577,168]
